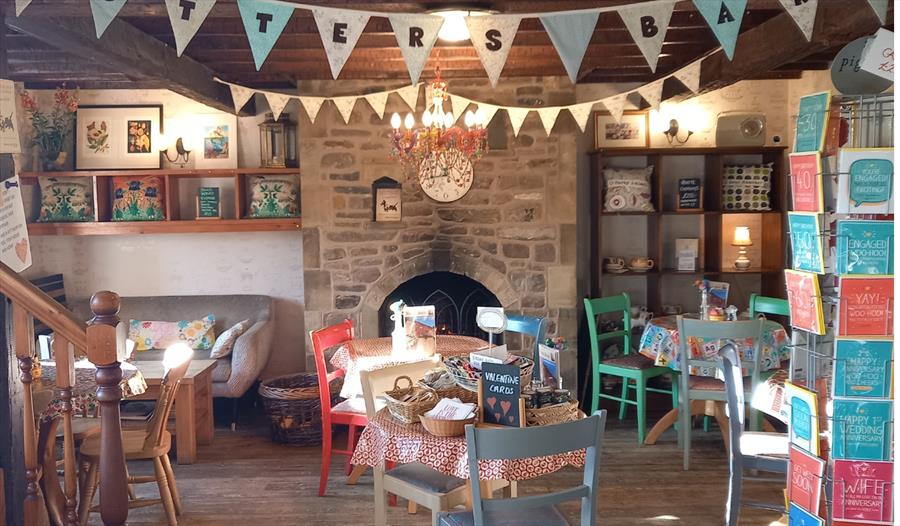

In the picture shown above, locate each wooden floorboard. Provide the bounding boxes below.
[90,410,786,525]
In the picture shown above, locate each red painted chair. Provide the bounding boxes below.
[311,319,370,497]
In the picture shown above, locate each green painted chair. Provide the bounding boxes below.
[584,293,676,444]
[749,294,789,318]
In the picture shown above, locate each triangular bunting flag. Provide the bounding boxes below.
[364,91,389,119]
[89,0,128,38]
[229,83,255,113]
[395,84,420,112]
[866,0,888,24]
[536,107,562,136]
[618,2,675,73]
[15,0,32,16]
[389,14,444,85]
[477,104,501,127]
[568,102,594,132]
[333,96,358,125]
[237,0,294,70]
[506,108,530,137]
[451,95,470,124]
[165,0,217,56]
[674,59,702,93]
[466,15,523,87]
[299,96,326,123]
[637,80,663,110]
[693,0,747,60]
[265,92,292,120]
[601,93,629,123]
[777,0,818,41]
[312,6,370,80]
[540,11,600,83]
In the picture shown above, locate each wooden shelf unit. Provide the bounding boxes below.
[589,146,787,313]
[18,168,301,235]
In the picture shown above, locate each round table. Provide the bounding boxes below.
[38,360,147,421]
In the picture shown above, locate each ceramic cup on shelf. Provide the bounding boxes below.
[629,257,654,269]
[604,257,625,268]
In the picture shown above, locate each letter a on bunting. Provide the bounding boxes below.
[618,2,675,73]
[313,6,370,80]
[467,15,523,87]
[237,0,294,70]
[693,0,747,60]
[540,11,600,83]
[389,14,444,85]
[165,0,217,56]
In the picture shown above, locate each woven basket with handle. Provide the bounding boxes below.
[383,375,439,424]
[525,400,581,427]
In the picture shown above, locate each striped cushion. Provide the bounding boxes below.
[29,274,66,337]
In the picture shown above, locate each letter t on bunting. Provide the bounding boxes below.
[466,15,523,87]
[389,14,444,85]
[540,11,600,83]
[165,0,217,56]
[237,0,295,70]
[692,0,747,60]
[313,6,371,80]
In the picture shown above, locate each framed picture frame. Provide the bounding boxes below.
[75,104,163,170]
[594,111,650,149]
[194,113,237,169]
[372,176,402,222]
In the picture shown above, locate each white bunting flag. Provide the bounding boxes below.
[15,0,31,16]
[265,92,292,120]
[165,0,217,56]
[466,15,523,87]
[567,102,594,132]
[477,104,501,127]
[299,96,326,123]
[601,93,629,123]
[637,80,663,110]
[674,59,702,93]
[540,11,600,83]
[536,107,562,136]
[451,95,470,124]
[90,0,128,38]
[333,96,358,125]
[395,84,420,112]
[618,2,675,73]
[313,6,370,80]
[867,0,889,24]
[364,91,389,119]
[229,83,255,112]
[777,0,818,41]
[506,108,530,137]
[389,14,444,85]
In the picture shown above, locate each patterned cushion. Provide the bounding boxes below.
[128,314,216,351]
[603,353,656,369]
[248,176,300,218]
[722,164,772,211]
[603,166,654,212]
[112,176,166,221]
[209,319,252,359]
[37,177,94,222]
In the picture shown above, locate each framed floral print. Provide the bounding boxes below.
[75,105,163,170]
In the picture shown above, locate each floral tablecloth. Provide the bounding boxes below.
[638,315,789,377]
[351,409,585,480]
[38,360,147,420]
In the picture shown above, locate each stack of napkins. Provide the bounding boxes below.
[425,398,477,420]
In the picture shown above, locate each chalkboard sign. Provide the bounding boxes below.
[677,178,702,211]
[197,187,221,219]
[479,362,522,427]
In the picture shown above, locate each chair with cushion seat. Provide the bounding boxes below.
[719,343,788,526]
[584,294,676,443]
[437,410,608,526]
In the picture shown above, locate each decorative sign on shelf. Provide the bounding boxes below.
[676,178,702,211]
[479,362,522,427]
[196,187,222,219]
[372,176,402,222]
[794,91,832,153]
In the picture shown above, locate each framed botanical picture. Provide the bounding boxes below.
[75,105,163,170]
[194,113,237,169]
[594,111,649,149]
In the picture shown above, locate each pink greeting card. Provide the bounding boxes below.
[833,460,893,524]
[838,277,894,337]
[790,152,824,212]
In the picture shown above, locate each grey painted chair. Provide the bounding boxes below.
[505,314,547,384]
[719,343,788,526]
[676,317,763,471]
[437,410,607,526]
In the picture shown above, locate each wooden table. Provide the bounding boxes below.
[132,359,216,464]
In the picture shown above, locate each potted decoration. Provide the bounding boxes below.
[20,85,78,171]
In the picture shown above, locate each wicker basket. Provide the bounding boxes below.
[419,382,479,404]
[383,376,439,424]
[444,357,534,392]
[525,401,581,427]
[419,414,477,437]
[258,373,341,446]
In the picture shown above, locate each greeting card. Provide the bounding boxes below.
[789,503,824,526]
[795,91,832,153]
[838,277,893,337]
[832,399,892,461]
[789,212,825,274]
[790,152,824,212]
[784,381,820,456]
[785,270,826,335]
[836,220,893,276]
[788,446,825,514]
[836,148,894,214]
[833,339,893,399]
[833,459,893,524]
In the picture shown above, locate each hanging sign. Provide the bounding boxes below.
[90,0,128,38]
[618,2,675,72]
[237,0,294,71]
[479,362,522,427]
[692,0,747,60]
[831,37,893,95]
[313,6,370,80]
[540,11,600,83]
[0,173,32,273]
[466,15,523,87]
[777,0,818,42]
[859,28,894,82]
[0,80,22,154]
[389,14,443,85]
[165,0,217,56]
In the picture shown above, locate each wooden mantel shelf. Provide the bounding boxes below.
[28,218,302,236]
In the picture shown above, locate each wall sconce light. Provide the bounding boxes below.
[161,136,192,167]
[663,119,693,144]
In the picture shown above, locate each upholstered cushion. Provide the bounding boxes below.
[603,166,654,212]
[740,432,789,457]
[210,319,252,359]
[128,314,216,351]
[332,396,386,415]
[112,176,166,221]
[37,177,94,222]
[438,506,569,526]
[248,176,300,218]
[603,353,656,369]
[723,163,772,211]
[210,359,232,383]
[387,462,465,494]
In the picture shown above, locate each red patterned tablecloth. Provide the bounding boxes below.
[38,360,147,420]
[351,409,585,480]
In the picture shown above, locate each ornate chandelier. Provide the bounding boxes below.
[389,70,488,196]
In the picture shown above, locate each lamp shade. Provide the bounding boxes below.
[732,226,753,246]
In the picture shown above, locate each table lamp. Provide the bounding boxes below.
[732,226,753,270]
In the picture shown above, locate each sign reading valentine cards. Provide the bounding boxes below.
[789,446,825,514]
[833,459,894,524]
[838,277,894,337]
[480,362,521,427]
[785,270,826,335]
[790,152,824,212]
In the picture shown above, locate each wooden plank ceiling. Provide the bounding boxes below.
[3,0,892,92]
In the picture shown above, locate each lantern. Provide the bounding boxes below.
[258,113,298,168]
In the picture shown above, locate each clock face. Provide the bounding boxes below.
[419,156,474,203]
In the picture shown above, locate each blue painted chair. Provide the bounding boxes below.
[437,410,608,526]
[505,314,547,384]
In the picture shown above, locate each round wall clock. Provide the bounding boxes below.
[419,156,474,203]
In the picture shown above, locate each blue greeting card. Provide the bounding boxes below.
[784,382,819,456]
[836,220,894,276]
[789,212,824,274]
[832,399,892,461]
[794,91,831,153]
[789,503,824,526]
[837,148,894,214]
[834,339,893,398]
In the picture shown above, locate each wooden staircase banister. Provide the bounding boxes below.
[0,262,87,352]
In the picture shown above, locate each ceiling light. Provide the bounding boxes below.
[434,10,488,42]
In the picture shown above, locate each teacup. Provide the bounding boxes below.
[629,257,654,269]
[662,304,682,315]
[604,257,625,268]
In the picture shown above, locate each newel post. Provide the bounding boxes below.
[85,291,128,526]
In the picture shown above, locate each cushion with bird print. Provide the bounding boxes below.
[37,177,94,222]
[248,176,300,218]
[111,176,166,221]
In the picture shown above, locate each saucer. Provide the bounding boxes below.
[627,266,652,273]
[605,267,628,274]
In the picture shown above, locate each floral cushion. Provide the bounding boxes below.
[603,166,654,212]
[37,177,94,222]
[129,314,215,351]
[722,164,772,211]
[248,176,300,218]
[112,176,166,221]
[209,319,252,359]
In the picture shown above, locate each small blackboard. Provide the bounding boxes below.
[479,362,522,427]
[197,187,221,219]
[677,178,702,211]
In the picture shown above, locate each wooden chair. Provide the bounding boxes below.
[437,410,608,526]
[361,357,469,526]
[584,294,676,443]
[676,317,764,471]
[78,350,193,526]
[505,314,547,385]
[749,294,789,318]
